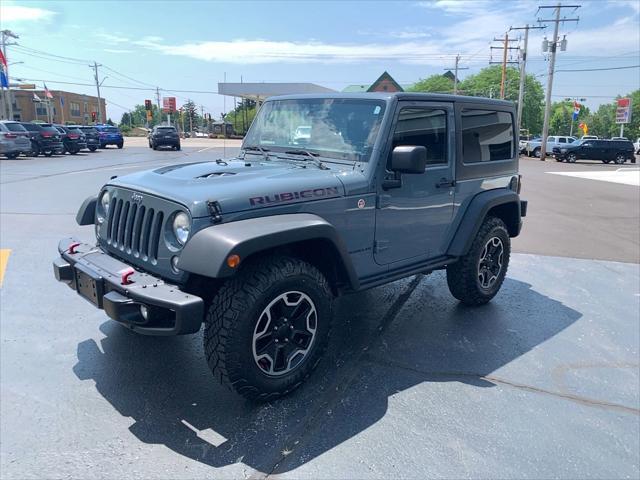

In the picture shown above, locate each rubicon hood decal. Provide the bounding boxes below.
[250,187,340,206]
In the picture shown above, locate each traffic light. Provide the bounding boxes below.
[91,111,97,122]
[144,99,152,111]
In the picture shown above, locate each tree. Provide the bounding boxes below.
[106,118,114,126]
[408,74,454,94]
[225,99,257,135]
[180,99,201,133]
[458,66,545,135]
[120,112,131,127]
[583,89,639,139]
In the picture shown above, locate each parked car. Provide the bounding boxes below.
[525,135,576,157]
[149,125,181,150]
[94,125,124,149]
[69,126,100,152]
[519,134,536,155]
[53,92,527,400]
[634,137,640,154]
[0,120,31,159]
[19,122,64,157]
[53,124,87,155]
[553,139,636,164]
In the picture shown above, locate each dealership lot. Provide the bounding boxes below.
[1,142,638,478]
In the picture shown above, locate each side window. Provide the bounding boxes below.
[392,107,447,165]
[461,109,514,163]
[559,137,567,143]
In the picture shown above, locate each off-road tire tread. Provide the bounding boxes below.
[447,216,510,306]
[204,255,332,401]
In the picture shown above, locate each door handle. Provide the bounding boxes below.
[436,178,455,188]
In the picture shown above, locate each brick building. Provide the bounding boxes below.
[10,89,106,124]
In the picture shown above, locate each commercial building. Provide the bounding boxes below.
[9,89,106,124]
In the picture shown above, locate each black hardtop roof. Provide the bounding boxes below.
[267,92,513,107]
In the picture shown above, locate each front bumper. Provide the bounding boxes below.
[53,237,204,335]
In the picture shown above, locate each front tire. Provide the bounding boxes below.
[446,216,510,306]
[204,255,333,401]
[567,153,577,163]
[533,148,541,158]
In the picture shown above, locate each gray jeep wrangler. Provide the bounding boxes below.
[53,93,527,400]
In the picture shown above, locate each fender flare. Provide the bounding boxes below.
[76,195,97,226]
[178,213,360,289]
[447,189,522,257]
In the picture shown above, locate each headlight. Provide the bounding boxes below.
[172,212,191,245]
[97,190,110,224]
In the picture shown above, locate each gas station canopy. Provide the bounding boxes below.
[218,82,335,102]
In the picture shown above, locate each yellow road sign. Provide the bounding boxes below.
[0,249,11,287]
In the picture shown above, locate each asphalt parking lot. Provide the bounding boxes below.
[1,139,639,479]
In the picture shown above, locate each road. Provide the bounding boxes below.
[1,140,638,479]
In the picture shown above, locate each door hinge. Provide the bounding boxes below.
[376,194,392,209]
[374,240,389,253]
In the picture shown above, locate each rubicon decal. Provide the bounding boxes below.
[250,187,339,206]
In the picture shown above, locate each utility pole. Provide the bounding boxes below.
[490,35,518,99]
[1,29,19,120]
[537,3,580,160]
[155,87,161,125]
[510,24,546,131]
[443,55,469,95]
[90,61,104,124]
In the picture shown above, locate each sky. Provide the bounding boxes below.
[1,0,639,122]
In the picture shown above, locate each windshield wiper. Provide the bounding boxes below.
[242,145,271,161]
[283,149,329,170]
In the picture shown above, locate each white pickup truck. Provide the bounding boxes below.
[525,135,577,158]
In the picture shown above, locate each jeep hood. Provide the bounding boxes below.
[108,158,353,218]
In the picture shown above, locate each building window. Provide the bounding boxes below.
[36,104,48,116]
[84,102,88,113]
[392,107,448,165]
[461,109,514,163]
[70,102,81,117]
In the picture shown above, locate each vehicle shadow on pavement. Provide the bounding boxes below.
[72,273,582,475]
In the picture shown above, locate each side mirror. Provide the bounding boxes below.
[390,145,427,174]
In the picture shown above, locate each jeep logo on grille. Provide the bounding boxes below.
[131,192,144,204]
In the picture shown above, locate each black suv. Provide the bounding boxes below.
[53,125,88,155]
[69,126,100,152]
[19,122,64,157]
[554,139,636,164]
[149,125,181,150]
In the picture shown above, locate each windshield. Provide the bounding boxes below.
[244,98,386,161]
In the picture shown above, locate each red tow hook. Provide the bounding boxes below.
[68,242,81,254]
[120,267,135,285]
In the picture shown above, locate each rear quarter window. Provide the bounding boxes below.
[4,123,27,132]
[461,109,514,163]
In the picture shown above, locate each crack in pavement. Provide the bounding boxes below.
[365,357,640,416]
[258,274,425,479]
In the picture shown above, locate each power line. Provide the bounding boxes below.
[556,64,640,72]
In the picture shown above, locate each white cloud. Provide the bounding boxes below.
[0,4,56,22]
[388,29,431,39]
[103,48,133,54]
[95,32,130,44]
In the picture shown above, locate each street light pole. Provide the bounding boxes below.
[1,29,19,120]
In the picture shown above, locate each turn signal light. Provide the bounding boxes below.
[227,254,240,268]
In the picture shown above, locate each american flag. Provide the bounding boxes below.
[44,84,53,99]
[0,50,8,88]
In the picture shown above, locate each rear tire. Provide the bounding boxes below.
[176,144,181,151]
[614,153,626,165]
[117,142,123,149]
[533,148,541,158]
[44,151,53,157]
[203,255,333,401]
[89,146,97,152]
[447,216,510,306]
[5,152,19,159]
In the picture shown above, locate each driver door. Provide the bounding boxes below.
[374,102,455,265]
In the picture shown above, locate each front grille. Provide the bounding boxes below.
[106,198,164,263]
